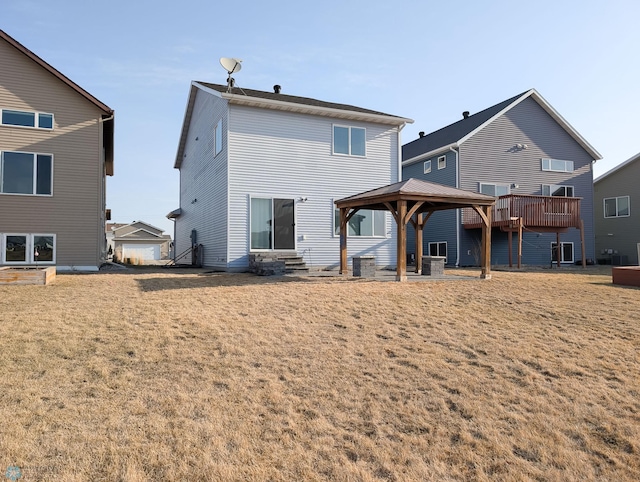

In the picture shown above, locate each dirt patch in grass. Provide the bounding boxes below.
[0,267,638,481]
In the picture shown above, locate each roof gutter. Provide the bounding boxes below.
[220,91,414,126]
[402,142,458,167]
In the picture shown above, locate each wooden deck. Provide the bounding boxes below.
[463,194,582,230]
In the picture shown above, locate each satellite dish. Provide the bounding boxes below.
[220,57,242,74]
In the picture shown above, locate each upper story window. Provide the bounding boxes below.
[423,160,431,174]
[214,119,223,156]
[541,158,574,172]
[437,155,446,169]
[479,182,510,197]
[333,125,366,156]
[1,109,54,130]
[542,184,574,197]
[0,151,53,196]
[604,196,630,218]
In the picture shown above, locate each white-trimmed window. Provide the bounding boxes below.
[1,109,54,130]
[334,207,386,237]
[333,125,366,156]
[2,233,56,264]
[542,184,574,197]
[0,151,53,196]
[437,155,446,170]
[479,183,510,197]
[542,158,574,172]
[551,242,573,264]
[604,196,630,218]
[424,160,431,174]
[214,119,223,156]
[429,241,447,262]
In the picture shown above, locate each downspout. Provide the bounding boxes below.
[450,146,460,266]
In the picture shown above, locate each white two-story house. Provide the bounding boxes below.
[170,81,412,271]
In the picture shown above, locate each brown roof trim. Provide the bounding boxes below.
[0,29,114,115]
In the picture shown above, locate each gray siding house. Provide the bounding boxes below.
[402,89,601,267]
[594,152,639,265]
[0,30,114,271]
[170,81,412,271]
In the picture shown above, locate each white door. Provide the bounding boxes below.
[122,244,160,260]
[637,243,640,266]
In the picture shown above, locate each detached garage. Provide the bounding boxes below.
[122,243,161,261]
[106,221,171,264]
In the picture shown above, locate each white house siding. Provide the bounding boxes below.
[227,105,399,270]
[458,97,596,263]
[175,89,229,268]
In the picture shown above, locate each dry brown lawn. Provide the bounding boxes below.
[0,266,638,481]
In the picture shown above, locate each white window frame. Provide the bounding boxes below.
[479,182,510,197]
[214,119,223,156]
[333,203,387,238]
[1,233,56,265]
[542,184,574,197]
[1,108,54,130]
[332,125,366,157]
[428,241,447,263]
[423,160,431,174]
[541,158,574,172]
[603,196,630,218]
[437,155,446,170]
[0,151,54,196]
[551,241,574,264]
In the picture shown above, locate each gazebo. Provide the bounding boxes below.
[335,178,496,281]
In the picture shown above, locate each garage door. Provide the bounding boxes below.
[122,244,160,260]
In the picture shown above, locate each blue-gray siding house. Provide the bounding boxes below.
[402,89,602,267]
[170,81,412,271]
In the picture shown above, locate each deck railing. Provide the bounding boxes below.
[463,194,582,229]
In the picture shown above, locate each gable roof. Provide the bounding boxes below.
[0,29,113,115]
[402,89,601,165]
[336,178,495,209]
[175,81,413,168]
[594,151,640,183]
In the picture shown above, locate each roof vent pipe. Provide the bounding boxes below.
[273,84,281,94]
[418,131,425,138]
[462,111,470,119]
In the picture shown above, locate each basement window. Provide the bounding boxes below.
[551,242,574,263]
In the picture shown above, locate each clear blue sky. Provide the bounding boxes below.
[2,0,639,236]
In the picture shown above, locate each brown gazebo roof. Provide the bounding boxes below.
[335,178,496,281]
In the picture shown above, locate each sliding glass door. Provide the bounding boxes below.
[250,197,295,250]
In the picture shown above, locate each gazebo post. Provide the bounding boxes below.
[415,212,423,274]
[397,200,407,282]
[339,207,348,275]
[481,205,492,279]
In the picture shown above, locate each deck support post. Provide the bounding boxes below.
[517,217,523,269]
[481,205,492,279]
[556,232,561,268]
[580,220,586,268]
